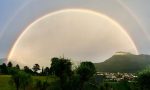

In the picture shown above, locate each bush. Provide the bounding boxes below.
[137,67,150,90]
[10,70,32,90]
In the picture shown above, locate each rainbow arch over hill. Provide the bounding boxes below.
[0,0,149,64]
[8,9,139,62]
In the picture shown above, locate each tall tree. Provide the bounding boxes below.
[7,61,13,67]
[32,64,40,73]
[76,61,96,90]
[50,57,72,90]
[50,57,72,77]
[44,67,50,76]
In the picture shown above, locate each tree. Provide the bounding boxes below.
[44,67,50,76]
[11,70,32,90]
[32,64,40,74]
[16,64,20,70]
[50,57,72,77]
[137,67,150,90]
[7,61,13,67]
[24,66,33,75]
[24,66,30,72]
[76,61,96,90]
[50,57,59,75]
[50,57,72,90]
[0,63,8,74]
[77,61,96,81]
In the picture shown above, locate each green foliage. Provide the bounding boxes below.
[0,75,60,90]
[0,62,19,75]
[33,76,61,90]
[0,63,8,74]
[8,67,18,75]
[77,61,96,81]
[3,56,149,90]
[83,81,99,90]
[24,66,34,75]
[50,57,73,90]
[76,61,96,90]
[10,70,32,90]
[50,58,96,90]
[137,67,150,90]
[68,74,80,90]
[34,79,49,90]
[50,57,72,77]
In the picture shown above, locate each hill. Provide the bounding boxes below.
[94,52,150,73]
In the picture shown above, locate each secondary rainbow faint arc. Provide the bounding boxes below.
[8,9,139,62]
[116,0,150,41]
[0,0,34,41]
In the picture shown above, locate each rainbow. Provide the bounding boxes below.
[8,9,139,62]
[116,0,150,41]
[0,1,33,41]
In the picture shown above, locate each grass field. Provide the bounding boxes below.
[0,75,58,90]
[0,75,138,90]
[0,75,15,90]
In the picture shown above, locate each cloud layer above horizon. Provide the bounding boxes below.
[0,0,150,67]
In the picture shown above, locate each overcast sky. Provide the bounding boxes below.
[0,0,150,66]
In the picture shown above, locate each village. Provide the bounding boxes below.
[96,72,138,82]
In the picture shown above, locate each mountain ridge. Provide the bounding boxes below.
[94,52,150,73]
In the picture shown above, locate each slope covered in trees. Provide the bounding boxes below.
[94,52,150,73]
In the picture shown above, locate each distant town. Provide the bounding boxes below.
[96,72,137,82]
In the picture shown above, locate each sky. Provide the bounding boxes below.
[0,0,150,67]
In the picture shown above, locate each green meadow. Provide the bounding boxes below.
[0,75,58,90]
[0,75,13,90]
[0,75,138,90]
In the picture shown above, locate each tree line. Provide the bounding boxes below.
[0,57,96,90]
[1,57,150,90]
